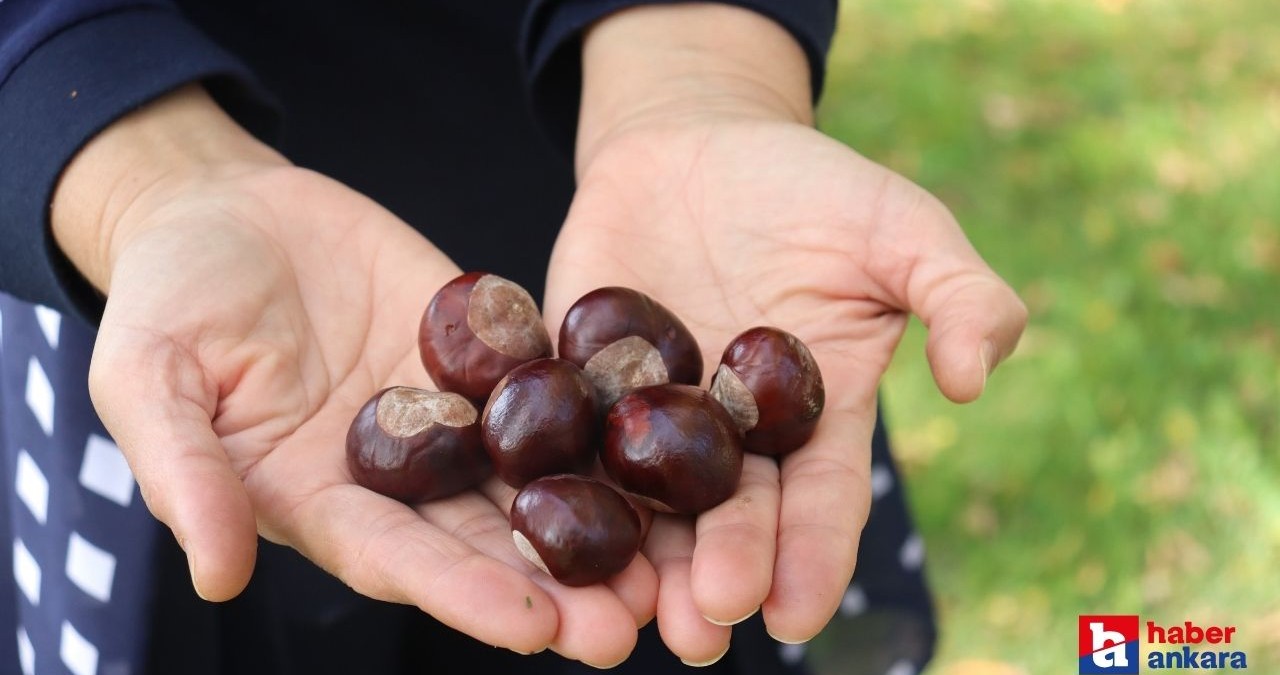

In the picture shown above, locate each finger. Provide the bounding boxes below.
[763,406,872,644]
[920,271,1027,402]
[690,453,779,626]
[268,481,559,654]
[442,485,641,667]
[646,514,732,666]
[606,555,659,629]
[88,331,257,601]
[904,244,1027,403]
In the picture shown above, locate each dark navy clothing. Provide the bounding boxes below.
[0,0,835,319]
[0,1,934,673]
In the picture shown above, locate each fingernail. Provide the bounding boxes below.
[680,643,731,667]
[583,655,628,669]
[766,628,811,645]
[188,552,208,601]
[979,340,999,392]
[704,606,759,626]
[513,646,548,656]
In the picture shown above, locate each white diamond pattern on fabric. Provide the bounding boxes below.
[66,532,117,603]
[13,538,41,605]
[778,642,807,665]
[15,450,49,525]
[870,463,893,500]
[34,305,61,349]
[885,659,917,675]
[17,627,35,675]
[840,583,868,616]
[899,533,925,571]
[79,434,135,507]
[25,357,54,436]
[60,621,99,675]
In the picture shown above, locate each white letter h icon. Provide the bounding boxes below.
[1090,623,1128,668]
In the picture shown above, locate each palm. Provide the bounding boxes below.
[94,167,651,663]
[545,119,1024,657]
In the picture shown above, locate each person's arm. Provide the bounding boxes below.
[540,3,1027,663]
[521,0,835,153]
[0,0,275,318]
[575,3,812,167]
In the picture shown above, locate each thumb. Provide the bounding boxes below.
[88,326,258,601]
[907,255,1028,404]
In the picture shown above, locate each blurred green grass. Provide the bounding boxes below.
[817,0,1280,672]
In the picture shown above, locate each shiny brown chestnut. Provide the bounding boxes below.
[710,326,825,456]
[346,387,490,502]
[602,384,743,514]
[481,358,598,488]
[558,287,702,407]
[419,272,553,402]
[510,474,642,587]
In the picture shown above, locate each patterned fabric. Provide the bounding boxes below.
[0,291,934,675]
[0,293,157,675]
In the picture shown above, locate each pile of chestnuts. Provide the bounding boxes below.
[346,272,824,587]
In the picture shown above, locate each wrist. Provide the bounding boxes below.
[50,83,286,291]
[577,3,813,172]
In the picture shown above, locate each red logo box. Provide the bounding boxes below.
[1079,615,1139,674]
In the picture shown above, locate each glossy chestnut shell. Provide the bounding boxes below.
[602,384,743,514]
[481,358,598,488]
[510,474,642,587]
[558,287,702,407]
[346,387,490,502]
[710,327,824,456]
[419,272,553,402]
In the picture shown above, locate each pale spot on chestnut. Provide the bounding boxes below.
[467,274,552,360]
[708,363,758,432]
[582,335,669,408]
[347,387,490,502]
[375,387,476,436]
[559,287,701,405]
[419,272,552,402]
[512,530,551,576]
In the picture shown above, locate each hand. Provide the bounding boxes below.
[51,85,656,666]
[548,109,1027,666]
[544,5,1027,664]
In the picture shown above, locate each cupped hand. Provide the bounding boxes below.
[544,115,1027,662]
[85,164,655,666]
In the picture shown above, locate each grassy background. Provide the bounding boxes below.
[816,0,1280,672]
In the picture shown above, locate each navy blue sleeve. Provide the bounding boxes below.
[0,1,277,321]
[520,0,838,152]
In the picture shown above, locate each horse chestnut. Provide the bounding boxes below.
[602,384,743,514]
[558,287,702,407]
[346,387,490,502]
[510,474,642,587]
[419,272,552,402]
[710,327,824,456]
[481,358,598,488]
